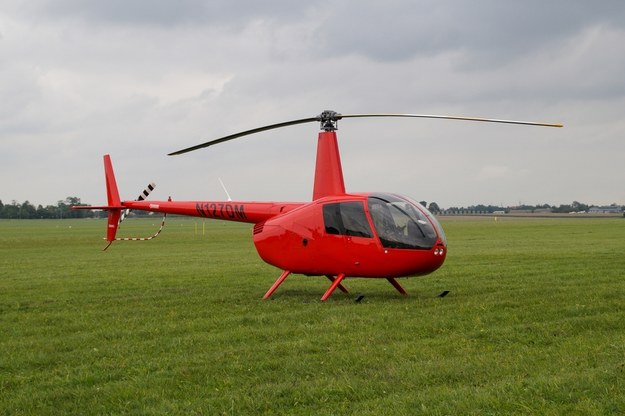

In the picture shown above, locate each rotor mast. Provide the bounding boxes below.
[312,111,346,200]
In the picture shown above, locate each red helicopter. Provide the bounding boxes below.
[75,111,562,300]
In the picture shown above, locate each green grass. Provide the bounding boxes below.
[1,216,624,415]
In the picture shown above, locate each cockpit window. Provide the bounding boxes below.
[367,195,438,249]
[323,201,373,238]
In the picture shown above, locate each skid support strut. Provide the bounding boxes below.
[263,270,291,299]
[321,273,346,301]
[326,275,349,294]
[387,278,408,295]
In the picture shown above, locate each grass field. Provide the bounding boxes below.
[1,216,624,415]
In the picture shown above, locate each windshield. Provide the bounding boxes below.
[400,195,447,246]
[367,194,439,249]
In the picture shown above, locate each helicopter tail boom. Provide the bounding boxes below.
[72,154,307,249]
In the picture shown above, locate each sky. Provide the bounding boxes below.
[2,0,625,209]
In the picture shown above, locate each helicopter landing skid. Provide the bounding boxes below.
[263,272,407,300]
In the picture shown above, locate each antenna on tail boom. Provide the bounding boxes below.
[218,178,233,202]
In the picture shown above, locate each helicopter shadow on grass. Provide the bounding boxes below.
[263,284,452,304]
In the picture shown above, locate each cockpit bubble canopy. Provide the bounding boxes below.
[367,193,446,250]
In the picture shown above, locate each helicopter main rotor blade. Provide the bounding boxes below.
[339,113,563,128]
[168,111,562,156]
[168,116,318,156]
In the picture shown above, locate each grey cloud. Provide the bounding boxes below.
[314,1,625,64]
[18,0,316,28]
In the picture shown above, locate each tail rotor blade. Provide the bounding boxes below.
[120,182,156,224]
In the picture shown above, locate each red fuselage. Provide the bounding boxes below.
[253,193,446,278]
[125,191,447,279]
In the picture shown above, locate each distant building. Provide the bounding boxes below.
[507,208,551,214]
[588,206,623,214]
[507,208,533,214]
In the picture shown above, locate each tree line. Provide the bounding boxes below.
[424,201,623,215]
[0,197,96,219]
[0,197,160,219]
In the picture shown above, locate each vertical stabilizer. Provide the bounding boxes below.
[312,131,346,200]
[103,155,122,244]
[104,154,121,207]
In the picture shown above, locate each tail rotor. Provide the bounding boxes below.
[72,155,165,250]
[120,182,155,224]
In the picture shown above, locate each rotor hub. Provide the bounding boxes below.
[317,110,342,132]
